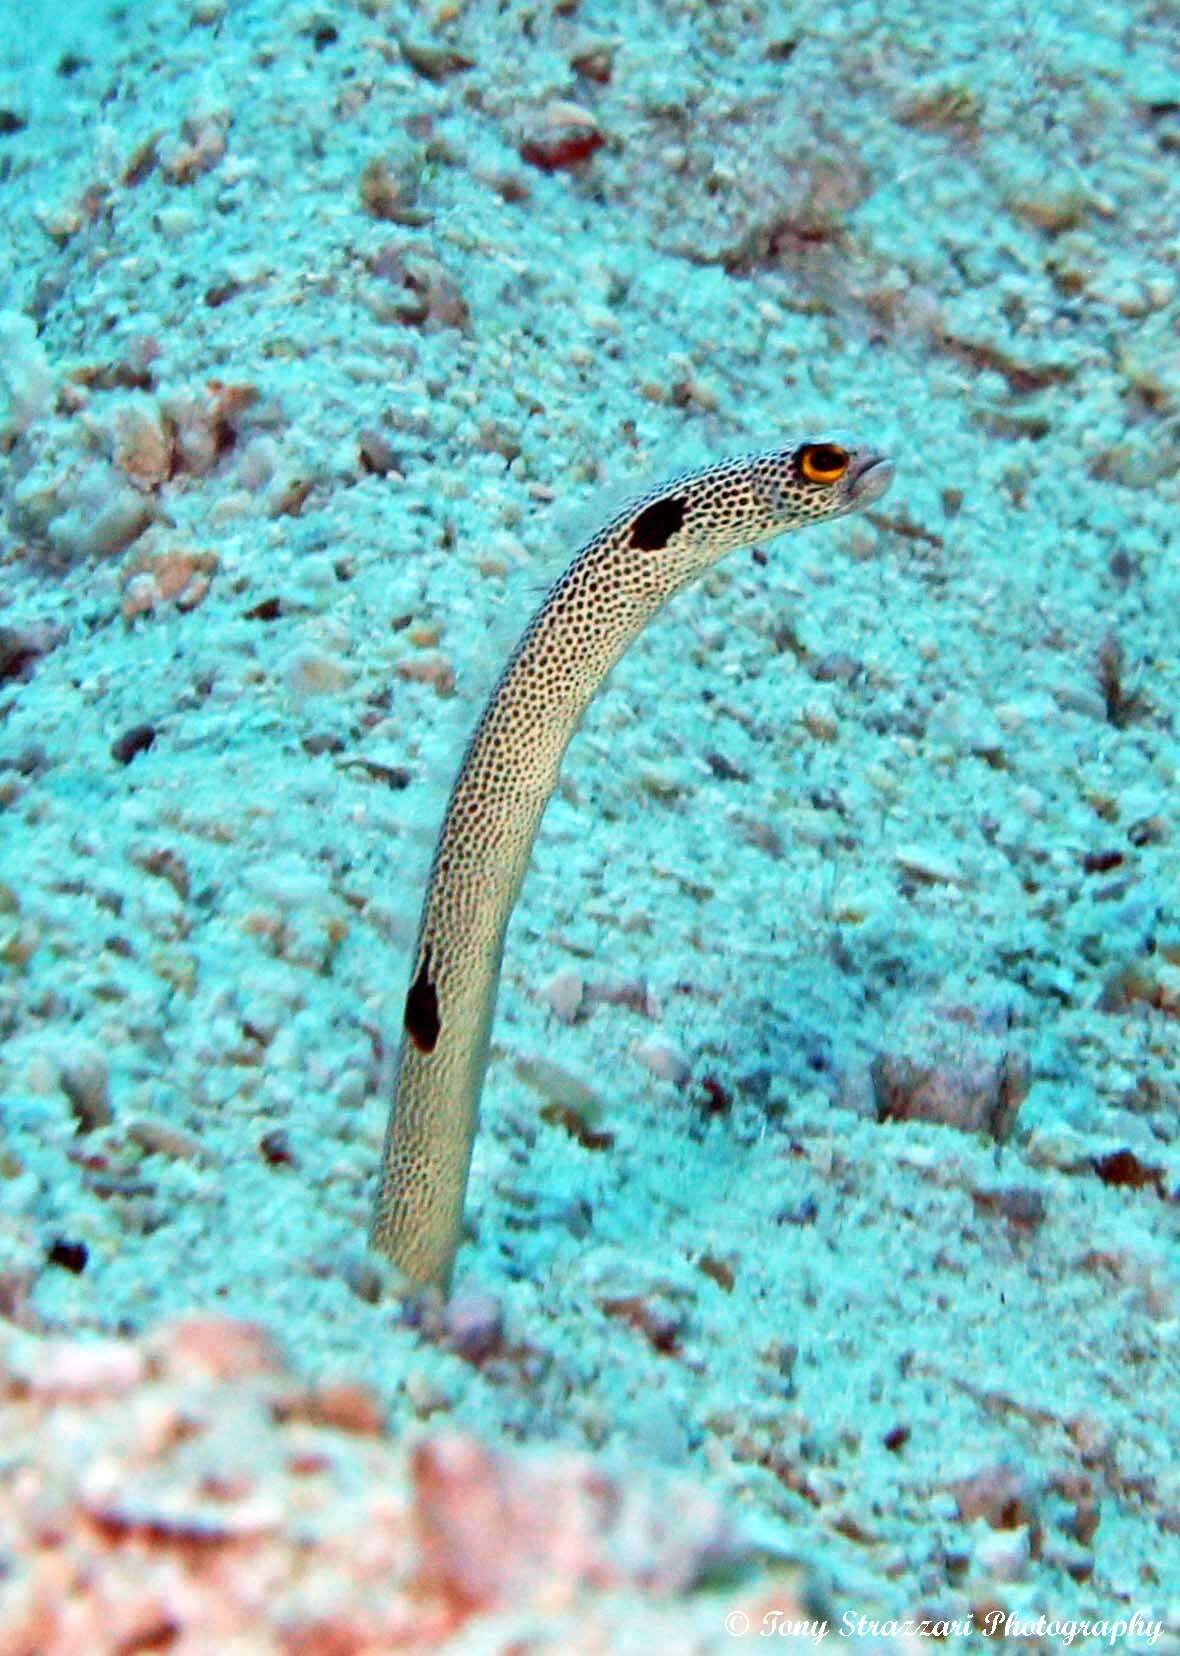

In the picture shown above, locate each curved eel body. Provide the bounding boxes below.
[370,433,893,1290]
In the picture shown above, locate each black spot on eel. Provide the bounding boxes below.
[369,433,894,1291]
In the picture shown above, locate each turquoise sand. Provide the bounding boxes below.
[0,0,1177,1647]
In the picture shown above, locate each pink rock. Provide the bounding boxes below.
[154,1315,285,1381]
[410,1431,740,1616]
[16,1335,146,1400]
[275,1380,385,1437]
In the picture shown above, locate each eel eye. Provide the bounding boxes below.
[798,443,850,485]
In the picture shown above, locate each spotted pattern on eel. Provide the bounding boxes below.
[370,433,894,1291]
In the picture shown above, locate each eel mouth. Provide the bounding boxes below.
[846,452,894,506]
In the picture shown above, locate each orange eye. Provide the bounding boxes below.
[798,443,850,484]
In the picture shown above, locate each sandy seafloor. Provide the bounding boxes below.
[1,0,1179,1648]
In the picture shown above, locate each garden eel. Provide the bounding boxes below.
[370,432,893,1291]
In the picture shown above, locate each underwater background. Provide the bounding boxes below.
[1,0,1178,1648]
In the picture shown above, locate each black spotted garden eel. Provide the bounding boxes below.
[370,433,893,1290]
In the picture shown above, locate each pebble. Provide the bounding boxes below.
[513,1053,605,1118]
[394,653,456,697]
[153,1315,284,1382]
[802,701,839,742]
[127,1117,205,1162]
[871,1049,1028,1140]
[0,622,60,683]
[58,1046,113,1130]
[404,1365,452,1417]
[586,973,657,1017]
[519,101,605,171]
[632,1039,691,1087]
[358,154,425,224]
[281,645,353,696]
[1024,1127,1096,1173]
[950,1460,1039,1530]
[971,1183,1047,1228]
[8,1333,147,1399]
[110,393,173,489]
[442,1291,504,1365]
[399,39,474,81]
[0,310,54,437]
[410,1430,740,1605]
[110,723,157,765]
[541,969,585,1023]
[892,844,963,886]
[47,461,153,559]
[338,1253,385,1306]
[333,1068,368,1110]
[278,1380,385,1437]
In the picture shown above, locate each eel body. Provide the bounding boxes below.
[370,433,893,1289]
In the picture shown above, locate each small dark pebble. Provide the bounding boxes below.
[1069,1498,1101,1546]
[340,1254,385,1305]
[60,1055,113,1131]
[399,39,475,80]
[1091,1147,1165,1197]
[949,1460,1039,1531]
[135,846,191,901]
[122,134,160,187]
[1097,631,1149,729]
[46,1237,89,1273]
[443,1290,504,1363]
[811,652,862,685]
[695,1252,735,1292]
[340,758,412,789]
[357,429,400,475]
[761,1340,797,1382]
[705,750,750,783]
[0,626,50,683]
[598,1294,682,1355]
[537,1101,615,1151]
[259,1129,296,1167]
[302,730,346,756]
[570,44,614,84]
[1128,814,1167,847]
[13,744,49,777]
[111,724,157,765]
[1108,547,1138,584]
[244,596,282,621]
[1081,848,1123,874]
[1061,1550,1095,1584]
[808,785,846,815]
[0,109,27,135]
[1098,964,1177,1015]
[520,125,605,172]
[204,278,242,308]
[883,1423,911,1452]
[698,1074,732,1115]
[775,1195,819,1227]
